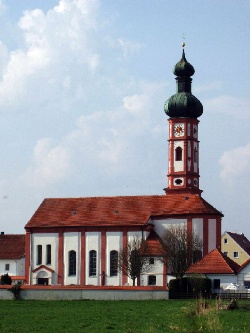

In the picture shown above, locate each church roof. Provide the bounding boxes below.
[25,194,222,229]
[186,249,241,275]
[0,234,25,260]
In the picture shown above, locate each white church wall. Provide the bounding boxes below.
[31,233,58,285]
[192,218,203,245]
[152,218,187,238]
[106,232,122,286]
[64,232,80,285]
[208,219,217,252]
[85,232,101,286]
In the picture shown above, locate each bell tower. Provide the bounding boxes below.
[164,44,203,195]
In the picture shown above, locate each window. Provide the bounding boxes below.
[224,238,228,244]
[149,258,154,265]
[148,275,156,286]
[37,245,42,265]
[110,250,118,276]
[68,250,76,276]
[89,250,97,276]
[175,147,182,161]
[194,147,198,163]
[233,252,239,258]
[5,264,9,271]
[213,279,220,289]
[223,252,228,256]
[46,244,51,265]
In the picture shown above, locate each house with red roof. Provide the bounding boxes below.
[24,47,223,287]
[186,249,241,290]
[0,233,25,282]
[221,232,250,265]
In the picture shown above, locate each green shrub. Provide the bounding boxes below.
[10,282,22,300]
[0,273,12,285]
[169,276,211,293]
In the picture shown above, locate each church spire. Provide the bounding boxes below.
[164,45,202,195]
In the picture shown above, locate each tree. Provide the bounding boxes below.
[161,224,203,278]
[118,237,155,286]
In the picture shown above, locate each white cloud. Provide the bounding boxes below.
[219,143,250,185]
[23,138,70,187]
[0,0,100,109]
[0,0,6,15]
[107,37,143,57]
[203,95,250,118]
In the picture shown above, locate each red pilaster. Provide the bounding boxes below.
[25,231,31,285]
[163,259,167,288]
[80,231,86,286]
[187,218,193,266]
[216,217,222,250]
[203,218,208,255]
[101,230,106,286]
[58,231,64,285]
[122,230,128,286]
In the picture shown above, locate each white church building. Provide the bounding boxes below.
[25,47,223,287]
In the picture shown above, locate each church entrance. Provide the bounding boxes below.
[37,278,49,285]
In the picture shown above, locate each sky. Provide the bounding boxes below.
[0,0,249,239]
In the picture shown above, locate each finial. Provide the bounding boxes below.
[182,42,185,49]
[182,33,185,49]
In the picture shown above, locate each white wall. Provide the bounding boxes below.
[141,258,164,286]
[64,232,80,285]
[0,258,24,277]
[152,218,187,238]
[85,232,101,286]
[106,232,122,286]
[31,233,58,285]
[208,219,216,252]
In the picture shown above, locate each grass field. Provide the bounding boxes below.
[0,299,249,333]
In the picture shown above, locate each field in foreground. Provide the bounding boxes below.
[0,299,249,333]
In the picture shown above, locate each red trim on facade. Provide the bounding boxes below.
[32,265,54,273]
[122,230,128,286]
[80,231,86,286]
[58,232,64,285]
[187,218,192,266]
[163,259,167,288]
[101,230,106,286]
[203,218,208,255]
[25,232,31,284]
[216,217,222,250]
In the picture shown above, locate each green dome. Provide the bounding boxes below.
[164,92,203,118]
[164,47,203,118]
[174,49,195,77]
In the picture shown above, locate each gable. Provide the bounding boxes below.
[186,249,241,274]
[25,194,223,229]
[227,232,250,256]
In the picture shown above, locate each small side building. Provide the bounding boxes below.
[0,233,25,282]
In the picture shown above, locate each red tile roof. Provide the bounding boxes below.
[144,230,165,256]
[25,194,222,229]
[226,232,250,256]
[186,249,241,274]
[0,234,25,260]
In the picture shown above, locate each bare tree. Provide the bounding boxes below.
[118,237,154,286]
[161,224,203,278]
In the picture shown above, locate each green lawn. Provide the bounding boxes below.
[0,299,249,333]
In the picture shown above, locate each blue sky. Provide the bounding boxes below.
[0,0,249,238]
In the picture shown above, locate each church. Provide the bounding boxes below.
[25,46,223,287]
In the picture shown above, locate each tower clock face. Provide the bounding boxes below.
[174,123,184,137]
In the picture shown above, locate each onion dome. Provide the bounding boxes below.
[164,45,203,118]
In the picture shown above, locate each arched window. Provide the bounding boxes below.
[68,250,76,276]
[175,147,182,161]
[110,250,118,276]
[89,250,97,276]
[194,147,198,163]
